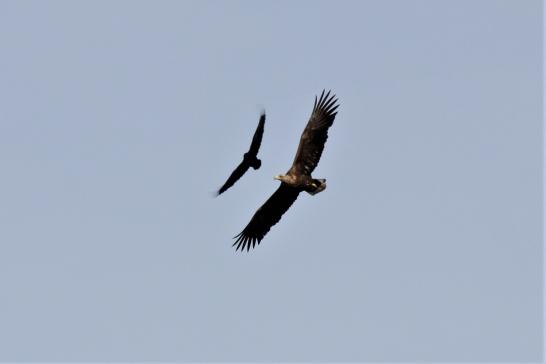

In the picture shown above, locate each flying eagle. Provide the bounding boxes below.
[233,90,339,251]
[216,112,265,196]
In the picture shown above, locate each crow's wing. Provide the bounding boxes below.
[248,112,265,156]
[216,160,250,196]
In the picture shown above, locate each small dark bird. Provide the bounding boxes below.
[233,90,339,251]
[216,112,265,196]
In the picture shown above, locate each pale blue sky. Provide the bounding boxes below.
[0,0,542,361]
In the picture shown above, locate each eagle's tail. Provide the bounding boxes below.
[308,179,326,195]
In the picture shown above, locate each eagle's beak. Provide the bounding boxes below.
[274,175,281,181]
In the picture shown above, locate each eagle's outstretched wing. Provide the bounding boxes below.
[216,161,250,196]
[248,111,265,156]
[288,90,339,176]
[233,183,300,251]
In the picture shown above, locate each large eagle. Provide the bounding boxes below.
[216,112,265,196]
[234,90,339,251]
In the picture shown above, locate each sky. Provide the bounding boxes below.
[0,0,542,362]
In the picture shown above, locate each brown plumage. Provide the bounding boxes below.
[233,90,339,251]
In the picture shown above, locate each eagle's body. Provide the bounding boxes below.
[274,174,326,195]
[233,90,339,251]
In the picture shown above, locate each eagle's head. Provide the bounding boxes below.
[274,174,292,184]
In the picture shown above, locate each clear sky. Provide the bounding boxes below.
[0,0,542,362]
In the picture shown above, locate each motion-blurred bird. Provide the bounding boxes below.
[216,112,265,196]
